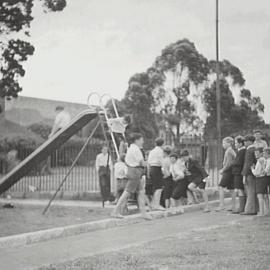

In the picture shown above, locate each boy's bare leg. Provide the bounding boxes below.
[216,187,225,211]
[201,189,210,212]
[138,190,152,219]
[111,191,130,218]
[188,183,199,204]
[264,194,270,215]
[152,189,165,210]
[230,190,237,211]
[257,194,264,216]
[187,190,195,204]
[165,199,170,208]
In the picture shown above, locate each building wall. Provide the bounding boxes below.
[5,96,91,137]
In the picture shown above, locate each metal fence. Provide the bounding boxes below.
[0,135,220,194]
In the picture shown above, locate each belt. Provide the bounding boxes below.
[127,165,143,169]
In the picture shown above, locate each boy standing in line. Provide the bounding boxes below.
[241,135,257,215]
[217,137,236,211]
[95,145,113,206]
[264,147,270,212]
[231,136,246,214]
[148,138,165,211]
[252,148,269,216]
[162,146,173,209]
[253,130,268,149]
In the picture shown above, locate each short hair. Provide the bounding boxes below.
[169,152,178,159]
[123,115,131,125]
[180,149,190,157]
[254,147,264,154]
[163,146,172,155]
[263,147,270,155]
[235,135,245,146]
[101,144,108,149]
[253,129,263,135]
[119,154,125,162]
[244,135,255,143]
[155,137,164,147]
[55,106,64,111]
[223,137,234,145]
[130,133,143,143]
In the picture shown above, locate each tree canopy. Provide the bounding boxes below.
[0,0,66,99]
[115,38,266,142]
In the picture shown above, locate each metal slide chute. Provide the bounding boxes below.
[0,110,98,195]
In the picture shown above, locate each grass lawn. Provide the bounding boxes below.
[39,217,270,270]
[0,204,112,237]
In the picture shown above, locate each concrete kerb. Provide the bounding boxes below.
[0,198,231,249]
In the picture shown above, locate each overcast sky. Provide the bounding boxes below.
[20,0,270,122]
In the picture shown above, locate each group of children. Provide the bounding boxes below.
[218,130,270,217]
[111,134,210,219]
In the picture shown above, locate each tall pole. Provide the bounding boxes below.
[216,0,222,172]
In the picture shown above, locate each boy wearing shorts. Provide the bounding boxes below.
[162,146,173,208]
[252,148,269,216]
[217,137,236,211]
[111,133,151,219]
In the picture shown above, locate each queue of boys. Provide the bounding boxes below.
[96,130,269,219]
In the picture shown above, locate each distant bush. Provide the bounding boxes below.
[0,136,41,174]
[27,123,52,140]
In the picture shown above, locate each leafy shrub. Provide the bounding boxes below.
[27,123,52,140]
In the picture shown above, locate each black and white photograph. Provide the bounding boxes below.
[0,1,270,269]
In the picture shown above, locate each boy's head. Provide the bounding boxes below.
[101,145,108,154]
[254,147,264,159]
[235,135,245,149]
[253,130,263,141]
[222,137,234,149]
[155,137,164,147]
[263,147,270,159]
[7,150,18,161]
[131,133,144,148]
[123,115,131,125]
[169,153,178,164]
[119,154,126,163]
[163,146,172,157]
[55,106,64,114]
[180,149,190,162]
[244,135,255,147]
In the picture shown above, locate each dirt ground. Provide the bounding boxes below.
[0,204,111,237]
[38,217,270,270]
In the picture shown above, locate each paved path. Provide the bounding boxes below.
[0,210,252,270]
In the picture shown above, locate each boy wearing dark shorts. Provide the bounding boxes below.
[162,146,173,208]
[232,136,246,214]
[180,150,210,213]
[217,137,236,211]
[252,148,269,216]
[148,138,165,210]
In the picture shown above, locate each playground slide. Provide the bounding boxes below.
[0,110,98,195]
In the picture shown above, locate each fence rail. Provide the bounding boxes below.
[0,136,220,194]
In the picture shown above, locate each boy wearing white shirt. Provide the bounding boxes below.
[49,106,71,137]
[111,133,151,219]
[114,154,128,201]
[148,138,165,210]
[95,145,113,205]
[252,148,269,216]
[264,147,270,195]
